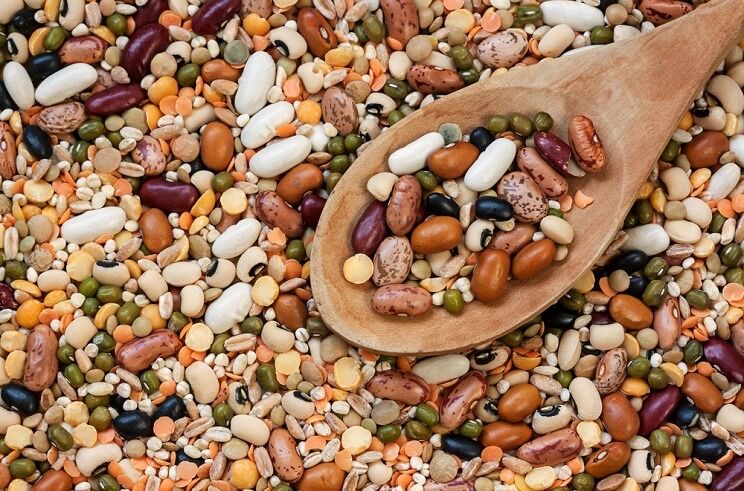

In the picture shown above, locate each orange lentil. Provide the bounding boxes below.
[113,325,134,344]
[481,446,503,462]
[718,198,735,217]
[274,123,297,138]
[480,9,502,32]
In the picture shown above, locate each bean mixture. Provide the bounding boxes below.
[0,0,742,490]
[343,113,606,316]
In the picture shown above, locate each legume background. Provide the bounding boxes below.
[0,0,742,490]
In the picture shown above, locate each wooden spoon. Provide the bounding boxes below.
[311,0,744,355]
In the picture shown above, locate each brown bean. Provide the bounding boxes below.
[22,325,58,392]
[411,216,462,254]
[601,393,639,441]
[365,369,430,405]
[380,0,419,45]
[517,427,582,466]
[488,223,536,255]
[372,284,432,316]
[480,421,533,450]
[352,201,389,256]
[654,296,681,349]
[681,372,723,413]
[200,121,234,171]
[568,116,606,173]
[373,236,413,286]
[406,65,464,95]
[511,239,556,280]
[268,429,303,483]
[139,208,173,253]
[297,8,337,57]
[498,383,542,423]
[116,329,182,373]
[497,171,548,223]
[58,35,107,64]
[470,249,510,302]
[609,294,653,330]
[428,142,479,179]
[516,147,568,197]
[585,443,631,478]
[201,59,241,83]
[273,294,308,331]
[440,372,487,429]
[276,164,323,206]
[684,131,729,169]
[386,175,421,236]
[31,470,72,491]
[297,463,346,491]
[255,191,304,239]
[595,348,627,395]
[0,122,16,180]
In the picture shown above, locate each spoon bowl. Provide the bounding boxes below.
[312,0,744,355]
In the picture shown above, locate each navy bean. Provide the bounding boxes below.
[120,23,169,81]
[191,0,241,35]
[352,201,389,256]
[84,84,146,117]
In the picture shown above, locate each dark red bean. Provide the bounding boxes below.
[711,456,744,491]
[704,337,744,384]
[120,23,169,81]
[638,386,681,435]
[300,193,326,229]
[534,132,571,175]
[0,283,18,309]
[139,177,199,214]
[191,0,241,35]
[85,84,146,116]
[132,0,168,27]
[352,201,389,256]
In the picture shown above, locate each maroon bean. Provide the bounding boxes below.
[191,0,241,35]
[711,456,744,491]
[300,193,326,229]
[133,0,168,27]
[352,201,389,256]
[534,132,571,175]
[638,386,681,435]
[0,283,18,310]
[120,23,169,81]
[84,84,145,116]
[703,337,744,383]
[139,177,199,214]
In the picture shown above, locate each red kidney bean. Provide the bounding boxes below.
[120,23,169,81]
[191,0,241,35]
[84,84,145,116]
[352,201,389,256]
[534,132,571,175]
[0,283,18,309]
[711,456,744,491]
[139,177,199,214]
[638,386,681,435]
[133,0,168,27]
[300,193,326,229]
[703,337,744,383]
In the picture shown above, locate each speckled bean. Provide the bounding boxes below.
[116,330,182,373]
[440,372,487,429]
[371,285,432,316]
[386,175,421,236]
[365,370,430,405]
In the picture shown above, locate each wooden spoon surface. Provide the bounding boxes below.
[312,0,744,355]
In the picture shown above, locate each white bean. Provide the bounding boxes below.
[0,0,23,24]
[249,135,312,178]
[464,138,517,192]
[76,444,122,476]
[35,63,98,106]
[540,1,604,31]
[240,101,295,149]
[235,51,276,115]
[212,218,261,258]
[2,62,35,110]
[204,283,254,334]
[568,377,601,421]
[707,74,744,115]
[388,132,445,175]
[465,219,495,251]
[60,207,126,244]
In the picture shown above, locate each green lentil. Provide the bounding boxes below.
[98,474,121,491]
[405,420,432,440]
[240,316,264,334]
[683,339,703,364]
[532,112,554,132]
[47,424,73,451]
[675,434,693,458]
[168,311,189,332]
[643,257,668,279]
[78,277,100,297]
[450,44,473,70]
[647,367,669,390]
[642,279,667,307]
[213,403,235,427]
[650,429,672,453]
[554,369,573,388]
[327,136,345,155]
[377,424,402,443]
[43,26,66,51]
[56,344,75,364]
[459,68,479,85]
[78,120,106,141]
[0,439,10,455]
[140,370,160,394]
[634,199,654,224]
[488,115,509,134]
[500,329,523,347]
[212,172,234,193]
[9,458,35,479]
[571,473,595,491]
[720,243,743,267]
[509,113,534,136]
[726,267,744,285]
[661,140,680,162]
[344,133,364,152]
[92,332,116,352]
[84,394,110,410]
[306,317,329,336]
[547,207,564,218]
[327,172,343,191]
[383,79,410,100]
[286,240,306,261]
[4,260,27,282]
[71,141,90,163]
[116,301,140,325]
[257,363,280,392]
[362,15,385,42]
[176,63,200,87]
[590,25,613,44]
[709,212,726,233]
[89,406,112,431]
[516,4,542,24]
[443,289,464,314]
[458,420,482,438]
[95,353,116,372]
[682,463,701,481]
[627,357,651,378]
[106,14,127,35]
[415,170,439,191]
[387,110,405,124]
[415,403,439,427]
[97,285,123,304]
[685,289,708,309]
[81,297,99,316]
[211,333,230,354]
[64,364,84,388]
[559,289,585,311]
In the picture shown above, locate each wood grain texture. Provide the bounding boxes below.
[311,0,744,355]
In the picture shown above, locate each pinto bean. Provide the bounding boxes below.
[595,348,627,395]
[22,325,58,391]
[440,372,487,429]
[365,369,430,405]
[517,427,582,466]
[371,284,432,316]
[255,191,304,239]
[116,330,183,372]
[372,236,413,286]
[386,175,421,235]
[516,147,568,197]
[470,249,510,302]
[268,429,303,483]
[488,223,535,255]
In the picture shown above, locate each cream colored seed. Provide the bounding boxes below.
[4,351,26,380]
[220,188,248,215]
[252,276,280,306]
[343,254,374,284]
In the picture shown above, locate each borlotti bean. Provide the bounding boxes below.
[3,62,35,110]
[345,113,605,316]
[387,132,446,175]
[34,63,98,106]
[234,51,276,115]
[240,101,296,149]
[60,207,127,244]
[2,0,744,488]
[463,138,518,192]
[249,135,312,178]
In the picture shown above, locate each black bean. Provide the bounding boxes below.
[626,274,649,298]
[1,384,39,414]
[113,410,152,439]
[23,126,53,160]
[541,306,577,330]
[153,395,186,421]
[670,399,698,428]
[176,449,204,465]
[693,436,727,462]
[468,127,494,153]
[12,9,42,37]
[26,53,61,84]
[442,434,483,460]
[0,82,17,111]
[475,196,513,221]
[425,193,460,218]
[606,250,649,274]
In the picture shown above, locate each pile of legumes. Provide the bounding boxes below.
[0,0,742,489]
[344,113,605,316]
